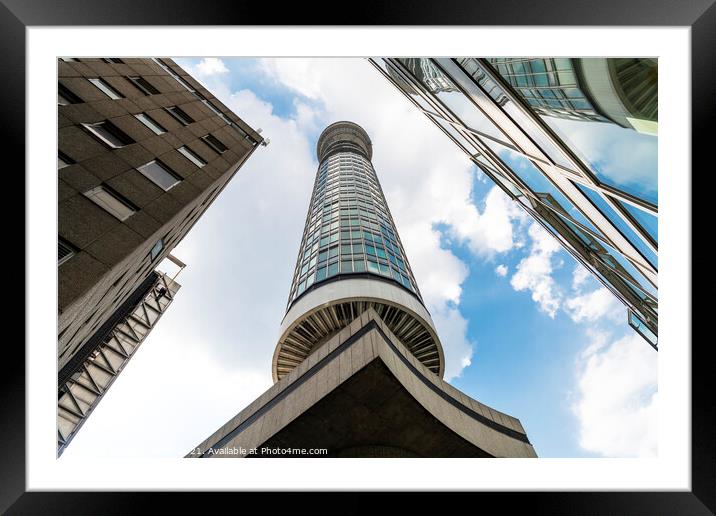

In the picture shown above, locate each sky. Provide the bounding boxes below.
[61,57,658,460]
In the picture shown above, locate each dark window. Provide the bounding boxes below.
[58,151,74,169]
[231,123,248,139]
[58,237,75,265]
[195,94,220,116]
[82,121,134,148]
[201,134,228,154]
[166,106,194,126]
[128,76,160,95]
[58,83,82,105]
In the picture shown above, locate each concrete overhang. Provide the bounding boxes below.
[190,308,536,459]
[273,277,445,381]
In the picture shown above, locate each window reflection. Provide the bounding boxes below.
[544,116,657,206]
[373,57,659,343]
[397,58,511,144]
[485,57,658,206]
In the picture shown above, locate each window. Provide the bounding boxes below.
[150,238,164,261]
[166,106,194,126]
[177,146,206,168]
[137,160,181,191]
[58,237,75,266]
[134,113,166,135]
[58,83,81,105]
[195,95,222,116]
[231,123,249,140]
[150,58,170,70]
[58,151,74,169]
[83,186,136,221]
[103,58,124,64]
[201,134,228,154]
[128,76,160,95]
[88,78,123,99]
[151,58,197,93]
[173,75,196,93]
[82,121,134,148]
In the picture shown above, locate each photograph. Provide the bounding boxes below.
[56,56,658,460]
[7,10,707,509]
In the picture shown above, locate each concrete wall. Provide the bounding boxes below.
[58,58,262,370]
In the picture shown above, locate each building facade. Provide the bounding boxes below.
[487,58,658,134]
[371,58,658,349]
[189,122,537,458]
[57,57,264,451]
[58,57,263,370]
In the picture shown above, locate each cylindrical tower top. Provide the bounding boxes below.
[316,121,373,162]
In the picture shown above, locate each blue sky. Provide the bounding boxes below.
[62,57,657,460]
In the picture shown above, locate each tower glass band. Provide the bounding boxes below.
[287,122,421,307]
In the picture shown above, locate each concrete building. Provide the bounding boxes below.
[189,122,537,458]
[57,57,264,453]
[371,58,658,349]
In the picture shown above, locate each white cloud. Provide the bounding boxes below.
[506,227,626,326]
[572,263,592,290]
[563,263,624,325]
[495,264,508,277]
[444,185,527,257]
[431,304,474,381]
[259,58,325,100]
[510,222,562,317]
[564,287,624,324]
[571,330,658,457]
[193,57,229,76]
[497,223,654,459]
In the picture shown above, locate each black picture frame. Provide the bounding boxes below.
[5,0,711,512]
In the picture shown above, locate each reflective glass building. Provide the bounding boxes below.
[487,58,658,134]
[371,58,658,348]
